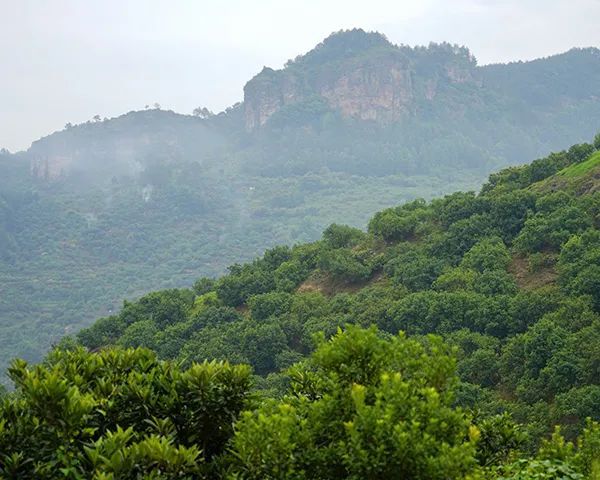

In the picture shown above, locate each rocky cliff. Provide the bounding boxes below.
[243,29,479,130]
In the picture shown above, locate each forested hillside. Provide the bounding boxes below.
[74,135,600,440]
[2,137,599,478]
[2,28,600,379]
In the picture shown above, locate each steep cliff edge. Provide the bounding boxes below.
[243,29,479,130]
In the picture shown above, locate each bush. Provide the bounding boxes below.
[385,249,446,291]
[322,223,366,248]
[368,199,430,242]
[0,347,253,478]
[461,236,511,273]
[319,248,371,282]
[248,292,293,321]
[228,326,479,479]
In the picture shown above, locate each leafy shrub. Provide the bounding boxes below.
[228,326,479,479]
[368,199,430,242]
[248,292,293,321]
[461,236,511,273]
[319,248,371,282]
[322,223,366,248]
[0,347,252,478]
[493,459,583,479]
[385,249,447,291]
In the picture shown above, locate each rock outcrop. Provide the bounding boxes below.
[243,29,478,130]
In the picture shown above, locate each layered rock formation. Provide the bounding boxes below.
[243,29,478,130]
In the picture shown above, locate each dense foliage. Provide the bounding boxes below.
[75,137,600,453]
[2,136,600,476]
[2,328,599,478]
[0,347,252,478]
[228,327,479,479]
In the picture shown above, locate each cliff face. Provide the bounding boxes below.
[243,30,478,130]
[243,54,416,130]
[244,68,303,130]
[318,60,414,123]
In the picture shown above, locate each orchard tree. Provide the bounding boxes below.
[0,347,252,478]
[228,326,480,479]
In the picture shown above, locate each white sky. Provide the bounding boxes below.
[1,0,600,152]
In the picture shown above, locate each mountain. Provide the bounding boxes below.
[1,28,600,378]
[21,30,600,179]
[243,30,478,129]
[77,136,600,446]
[241,30,600,176]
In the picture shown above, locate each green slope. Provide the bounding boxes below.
[2,138,600,479]
[75,138,600,446]
[557,150,600,178]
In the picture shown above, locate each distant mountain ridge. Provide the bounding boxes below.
[243,29,600,132]
[27,109,235,181]
[21,29,600,182]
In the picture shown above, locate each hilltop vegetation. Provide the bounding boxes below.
[2,28,600,379]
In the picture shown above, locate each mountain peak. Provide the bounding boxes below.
[243,30,478,131]
[322,28,391,47]
[291,29,393,67]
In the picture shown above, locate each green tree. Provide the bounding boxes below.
[248,292,293,321]
[322,223,366,249]
[368,199,430,242]
[319,248,371,282]
[461,236,511,273]
[228,326,479,479]
[0,347,252,478]
[385,248,446,291]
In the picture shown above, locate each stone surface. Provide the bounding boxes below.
[242,31,478,130]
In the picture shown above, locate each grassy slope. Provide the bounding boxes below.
[535,150,600,194]
[557,150,600,178]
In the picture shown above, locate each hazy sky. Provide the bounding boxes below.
[2,0,600,152]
